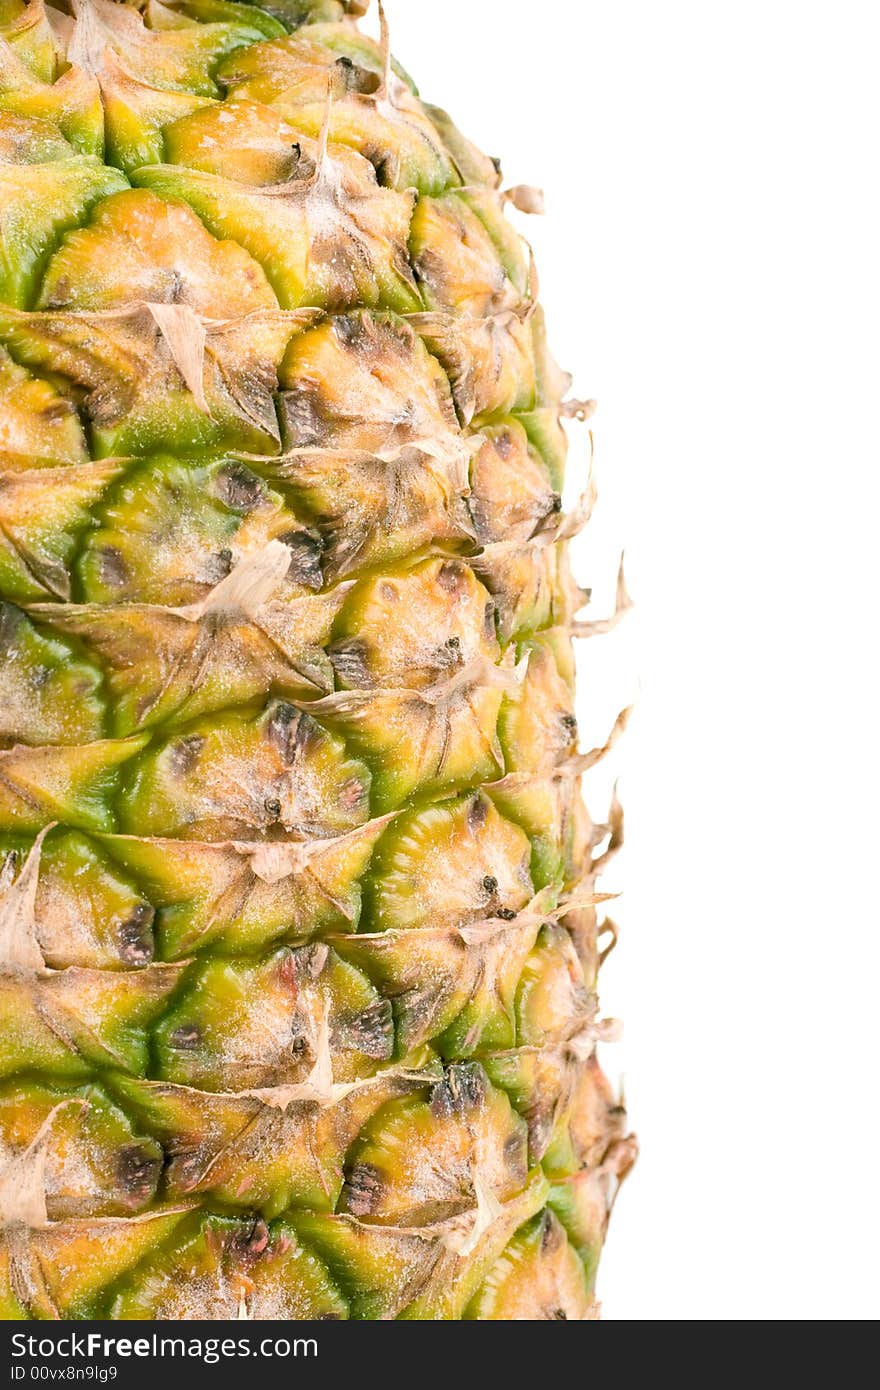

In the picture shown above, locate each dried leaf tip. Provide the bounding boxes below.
[570,706,633,774]
[241,998,336,1110]
[461,1175,504,1257]
[561,397,598,422]
[376,1,393,103]
[145,303,209,416]
[0,1100,85,1230]
[66,0,105,75]
[237,813,396,885]
[566,1015,623,1063]
[179,540,292,623]
[443,1169,504,1257]
[43,1,73,55]
[503,185,546,215]
[573,554,634,637]
[0,826,53,975]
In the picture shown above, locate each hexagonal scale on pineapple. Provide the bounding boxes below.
[410,306,538,427]
[499,632,578,775]
[37,187,278,315]
[294,1170,547,1320]
[310,666,509,819]
[331,557,498,692]
[487,765,585,890]
[0,822,155,974]
[267,443,471,580]
[109,1214,348,1320]
[214,26,386,108]
[27,183,298,449]
[465,187,533,294]
[118,701,371,841]
[0,299,295,456]
[491,714,626,894]
[0,459,121,601]
[114,1065,427,1216]
[77,457,319,607]
[313,565,518,809]
[99,815,388,958]
[421,99,502,190]
[483,1045,572,1165]
[546,1177,610,1294]
[135,136,419,312]
[273,311,472,572]
[150,2,285,44]
[365,792,533,935]
[0,602,104,747]
[65,0,271,100]
[163,96,322,184]
[0,1207,189,1319]
[541,1052,631,1181]
[217,24,455,195]
[337,898,543,1059]
[472,532,583,642]
[94,46,216,174]
[0,827,156,969]
[0,734,146,834]
[0,1079,163,1218]
[340,808,553,1054]
[0,37,103,156]
[410,192,524,316]
[0,959,185,1080]
[516,402,570,493]
[468,419,559,545]
[464,1209,592,1321]
[0,344,87,472]
[38,583,339,733]
[272,17,418,92]
[0,155,127,309]
[0,1,58,85]
[280,311,466,460]
[339,1062,528,1227]
[38,546,348,734]
[514,923,594,1050]
[154,944,392,1091]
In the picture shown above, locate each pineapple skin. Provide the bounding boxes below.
[0,0,635,1320]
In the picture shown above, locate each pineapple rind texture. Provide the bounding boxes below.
[0,0,634,1321]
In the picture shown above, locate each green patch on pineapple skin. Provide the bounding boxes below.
[0,1078,164,1218]
[152,944,391,1091]
[116,700,371,841]
[97,814,387,960]
[0,1208,191,1320]
[0,458,123,604]
[464,1208,592,1321]
[0,734,148,835]
[0,601,105,747]
[0,826,155,969]
[77,456,307,607]
[108,1212,349,1320]
[0,161,129,309]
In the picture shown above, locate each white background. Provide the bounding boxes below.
[386,0,879,1319]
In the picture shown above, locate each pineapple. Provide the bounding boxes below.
[0,0,635,1321]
